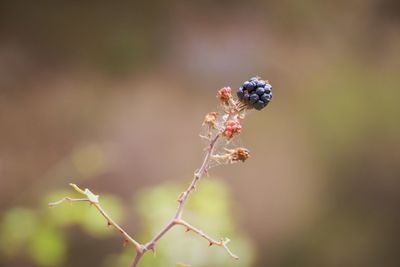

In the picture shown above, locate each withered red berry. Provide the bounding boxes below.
[223,120,242,138]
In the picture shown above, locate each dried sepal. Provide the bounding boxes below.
[212,147,250,164]
[203,111,219,137]
[203,112,218,129]
[228,147,250,162]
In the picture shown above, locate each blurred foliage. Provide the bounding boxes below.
[0,179,254,267]
[27,225,65,267]
[0,207,65,266]
[0,191,124,266]
[1,1,399,267]
[0,207,38,256]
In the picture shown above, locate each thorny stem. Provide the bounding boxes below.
[176,219,239,259]
[131,133,234,267]
[174,134,220,219]
[49,197,142,251]
[129,111,243,266]
[95,202,142,250]
[50,109,242,267]
[131,252,144,267]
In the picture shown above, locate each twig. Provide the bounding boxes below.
[49,189,142,252]
[48,197,89,205]
[176,219,239,259]
[48,77,276,266]
[175,134,220,219]
[50,127,237,267]
[49,131,237,267]
[132,132,239,267]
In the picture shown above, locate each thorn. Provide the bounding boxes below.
[177,192,185,203]
[208,241,213,247]
[185,228,190,232]
[122,239,129,247]
[107,221,112,227]
[146,243,156,255]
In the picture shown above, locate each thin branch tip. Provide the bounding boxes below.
[49,186,142,252]
[175,219,239,260]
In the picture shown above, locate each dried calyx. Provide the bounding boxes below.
[203,112,219,130]
[229,147,250,162]
[212,147,250,164]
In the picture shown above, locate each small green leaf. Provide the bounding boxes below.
[84,188,99,203]
[68,183,99,203]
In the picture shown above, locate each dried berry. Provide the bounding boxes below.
[217,87,232,104]
[223,120,242,139]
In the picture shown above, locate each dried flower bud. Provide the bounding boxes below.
[223,119,241,139]
[216,87,232,105]
[229,147,250,162]
[203,112,219,129]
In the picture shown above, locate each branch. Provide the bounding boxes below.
[175,133,220,219]
[176,219,239,260]
[49,76,274,267]
[135,132,238,265]
[49,184,143,252]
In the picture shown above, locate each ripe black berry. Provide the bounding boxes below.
[249,93,259,103]
[256,87,265,95]
[237,87,244,99]
[260,93,269,102]
[254,100,266,110]
[256,80,266,87]
[237,76,272,110]
[243,81,256,91]
[243,93,250,102]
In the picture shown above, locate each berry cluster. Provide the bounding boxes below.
[237,77,272,110]
[223,120,241,139]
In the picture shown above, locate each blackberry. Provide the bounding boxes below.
[255,87,265,96]
[249,94,259,104]
[237,87,245,99]
[237,76,272,110]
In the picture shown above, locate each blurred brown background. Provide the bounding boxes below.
[0,1,399,267]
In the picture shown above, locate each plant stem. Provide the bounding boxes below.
[51,112,241,267]
[131,133,222,267]
[94,202,142,250]
[49,197,142,252]
[175,134,220,219]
